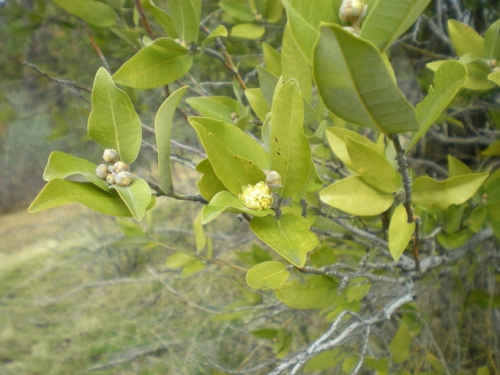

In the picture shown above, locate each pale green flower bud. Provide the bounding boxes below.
[339,0,367,25]
[239,181,273,210]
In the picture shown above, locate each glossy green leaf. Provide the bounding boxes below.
[389,323,412,364]
[201,191,270,224]
[320,176,394,216]
[43,151,109,191]
[28,180,133,217]
[54,0,117,27]
[219,0,255,22]
[282,24,312,102]
[408,60,467,151]
[412,173,489,210]
[112,38,192,89]
[388,205,415,261]
[270,78,311,197]
[189,117,270,169]
[168,0,201,43]
[360,0,431,52]
[88,68,142,164]
[141,0,178,38]
[155,86,188,195]
[346,137,400,193]
[109,178,152,221]
[484,20,500,61]
[325,128,379,169]
[246,261,290,290]
[190,122,265,195]
[187,96,239,123]
[448,19,484,58]
[314,24,419,135]
[250,213,319,267]
[281,0,338,62]
[230,23,265,39]
[275,275,338,309]
[200,25,228,53]
[245,88,270,122]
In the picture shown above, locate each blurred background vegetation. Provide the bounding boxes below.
[1,0,500,374]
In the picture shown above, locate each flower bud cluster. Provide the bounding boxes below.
[239,181,273,210]
[95,149,133,187]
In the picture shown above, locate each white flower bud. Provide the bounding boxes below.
[265,170,283,189]
[115,171,134,187]
[102,149,119,163]
[339,0,367,25]
[96,164,109,179]
[106,173,116,185]
[239,181,273,210]
[114,161,129,173]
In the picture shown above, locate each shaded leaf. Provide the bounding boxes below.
[275,275,338,309]
[314,24,418,135]
[141,0,178,38]
[88,68,142,164]
[484,20,500,61]
[54,0,116,27]
[389,323,412,364]
[187,96,239,123]
[112,38,192,89]
[109,178,152,221]
[245,88,270,122]
[169,0,201,43]
[155,86,188,195]
[250,213,318,267]
[246,261,290,290]
[219,0,255,22]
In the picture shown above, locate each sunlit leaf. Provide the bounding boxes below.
[201,191,270,224]
[314,24,418,135]
[112,38,192,89]
[325,128,380,169]
[484,20,500,61]
[168,0,201,43]
[412,173,489,210]
[388,205,415,261]
[141,0,178,38]
[88,68,142,164]
[448,19,484,58]
[320,176,394,216]
[246,261,290,290]
[109,177,152,221]
[230,23,265,39]
[200,24,228,53]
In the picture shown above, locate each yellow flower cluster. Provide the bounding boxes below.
[239,181,273,210]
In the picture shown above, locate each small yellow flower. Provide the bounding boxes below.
[239,181,273,210]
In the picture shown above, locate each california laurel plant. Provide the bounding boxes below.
[28,0,500,373]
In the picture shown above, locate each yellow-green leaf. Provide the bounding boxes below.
[388,205,415,261]
[246,261,290,290]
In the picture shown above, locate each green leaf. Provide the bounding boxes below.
[141,0,178,38]
[201,191,270,224]
[325,127,380,169]
[246,261,290,290]
[219,0,255,22]
[191,121,265,195]
[168,0,201,43]
[346,137,400,193]
[282,24,312,102]
[189,117,270,169]
[314,24,419,135]
[481,139,500,156]
[388,205,415,261]
[484,20,500,61]
[468,205,487,233]
[320,176,394,216]
[155,86,188,195]
[459,54,495,90]
[412,173,489,210]
[270,78,311,197]
[408,60,467,151]
[28,180,133,217]
[53,0,117,27]
[304,349,345,372]
[437,229,473,250]
[281,0,338,62]
[43,151,109,191]
[262,42,282,76]
[230,23,265,39]
[165,252,204,277]
[187,96,239,123]
[275,275,338,309]
[109,178,152,221]
[112,38,192,89]
[489,71,500,86]
[245,88,270,122]
[88,68,142,164]
[389,323,412,364]
[360,0,432,52]
[346,280,370,302]
[448,19,484,58]
[250,213,319,267]
[200,24,228,53]
[448,154,472,177]
[258,66,280,107]
[197,173,227,201]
